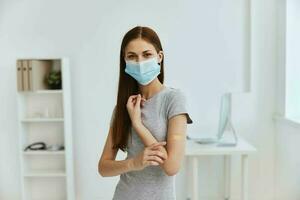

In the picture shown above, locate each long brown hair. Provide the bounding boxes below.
[111,26,165,152]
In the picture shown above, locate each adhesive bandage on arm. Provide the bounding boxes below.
[168,133,185,141]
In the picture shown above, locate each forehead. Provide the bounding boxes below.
[125,38,156,54]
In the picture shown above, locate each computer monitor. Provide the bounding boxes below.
[186,92,237,145]
[217,93,231,140]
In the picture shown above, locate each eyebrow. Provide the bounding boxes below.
[127,50,153,54]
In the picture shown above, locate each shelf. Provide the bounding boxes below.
[23,150,65,155]
[24,169,66,177]
[21,118,64,122]
[30,199,65,200]
[29,198,66,200]
[17,58,74,199]
[18,89,63,95]
[24,178,66,200]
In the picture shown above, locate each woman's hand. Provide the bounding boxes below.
[126,94,146,127]
[151,144,168,164]
[130,141,167,171]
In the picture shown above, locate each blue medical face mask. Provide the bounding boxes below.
[124,57,161,85]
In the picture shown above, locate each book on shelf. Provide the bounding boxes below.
[16,59,53,91]
[28,60,52,91]
[22,60,29,90]
[16,60,23,91]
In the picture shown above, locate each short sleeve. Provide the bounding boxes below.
[109,106,116,127]
[167,89,193,124]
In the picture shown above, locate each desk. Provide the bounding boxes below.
[185,136,257,200]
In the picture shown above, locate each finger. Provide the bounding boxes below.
[149,142,159,147]
[135,94,141,107]
[148,150,167,160]
[127,95,137,105]
[148,142,164,150]
[132,96,138,103]
[128,95,138,102]
[150,141,166,148]
[146,150,163,158]
[133,96,140,106]
[141,98,146,107]
[146,155,164,164]
[149,146,166,154]
[141,98,146,103]
[147,151,166,160]
[146,156,164,165]
[128,95,137,100]
[146,161,159,166]
[146,143,165,154]
[151,144,167,150]
[148,144,166,153]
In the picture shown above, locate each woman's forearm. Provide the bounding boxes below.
[132,122,181,176]
[98,158,135,177]
[132,122,159,146]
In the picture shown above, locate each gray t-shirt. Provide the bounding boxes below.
[110,86,193,200]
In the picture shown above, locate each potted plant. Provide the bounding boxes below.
[45,70,62,89]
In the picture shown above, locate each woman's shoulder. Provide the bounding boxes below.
[163,86,193,124]
[164,86,186,100]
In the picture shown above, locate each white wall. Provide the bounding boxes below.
[0,0,278,199]
[275,120,300,200]
[275,0,300,199]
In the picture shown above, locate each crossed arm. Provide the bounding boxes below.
[99,91,188,177]
[98,113,187,177]
[132,113,187,176]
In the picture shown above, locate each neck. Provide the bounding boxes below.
[138,78,165,100]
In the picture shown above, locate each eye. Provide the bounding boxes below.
[144,53,152,57]
[127,55,135,59]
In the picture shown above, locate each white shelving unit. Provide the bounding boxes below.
[16,58,75,200]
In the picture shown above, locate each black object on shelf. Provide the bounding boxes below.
[24,142,47,151]
[47,144,65,151]
[24,142,65,151]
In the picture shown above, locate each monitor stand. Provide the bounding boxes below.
[192,119,238,145]
[217,120,238,146]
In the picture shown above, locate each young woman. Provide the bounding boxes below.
[98,26,193,200]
